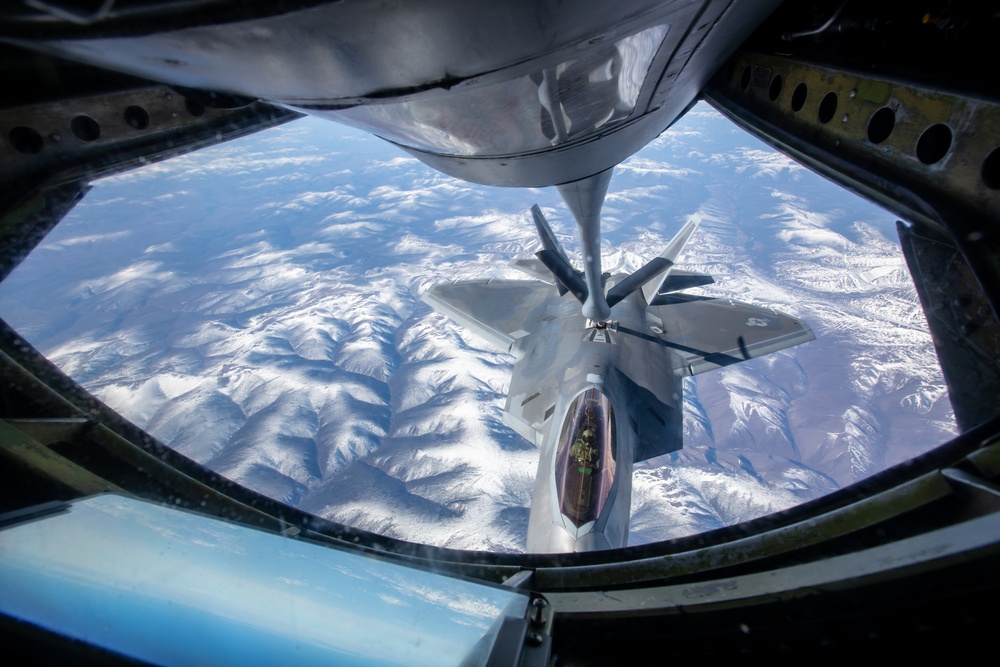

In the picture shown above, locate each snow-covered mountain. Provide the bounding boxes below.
[0,104,955,552]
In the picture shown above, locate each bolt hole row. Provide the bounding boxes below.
[6,101,201,155]
[740,65,999,189]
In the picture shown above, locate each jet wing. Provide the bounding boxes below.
[651,294,815,376]
[421,279,555,353]
[627,377,684,463]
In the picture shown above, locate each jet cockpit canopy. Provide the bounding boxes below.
[555,388,617,528]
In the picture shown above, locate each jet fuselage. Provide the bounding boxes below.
[422,213,814,554]
[512,284,680,552]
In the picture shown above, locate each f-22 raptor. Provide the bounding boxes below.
[423,176,814,553]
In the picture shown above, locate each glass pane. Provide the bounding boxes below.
[0,494,527,666]
[555,389,617,527]
[0,104,959,551]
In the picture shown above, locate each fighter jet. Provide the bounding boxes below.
[423,182,815,552]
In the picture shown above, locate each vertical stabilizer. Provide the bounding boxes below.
[531,205,572,267]
[640,215,701,304]
[605,215,705,308]
[531,204,579,299]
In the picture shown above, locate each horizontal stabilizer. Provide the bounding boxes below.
[648,270,714,304]
[536,249,587,302]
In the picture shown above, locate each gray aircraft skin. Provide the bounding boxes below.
[424,205,815,552]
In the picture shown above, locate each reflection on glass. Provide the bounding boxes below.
[0,105,959,551]
[555,389,617,527]
[0,495,527,666]
[329,24,668,156]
